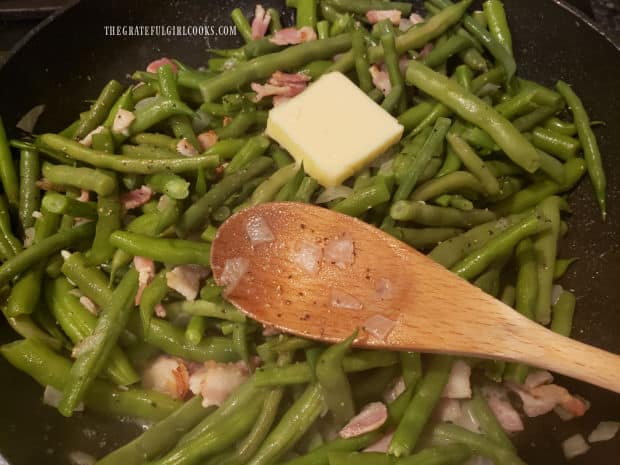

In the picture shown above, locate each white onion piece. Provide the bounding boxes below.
[434,398,462,423]
[68,451,96,465]
[524,370,553,389]
[324,234,354,269]
[483,384,524,432]
[44,386,84,411]
[166,265,209,301]
[455,400,481,433]
[72,332,104,359]
[330,288,363,310]
[409,13,425,24]
[588,421,620,443]
[189,360,250,408]
[562,434,590,460]
[339,402,388,438]
[220,257,250,295]
[364,432,393,453]
[551,284,564,306]
[79,296,98,316]
[442,360,472,399]
[16,104,45,133]
[363,314,396,341]
[134,96,157,110]
[23,227,35,248]
[398,18,412,31]
[315,185,353,204]
[477,83,501,97]
[554,405,575,421]
[246,215,275,246]
[292,240,322,275]
[383,376,406,403]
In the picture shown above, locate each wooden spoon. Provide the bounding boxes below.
[211,202,620,393]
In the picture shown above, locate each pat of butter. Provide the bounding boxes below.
[265,72,404,187]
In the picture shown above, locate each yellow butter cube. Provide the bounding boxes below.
[265,72,404,187]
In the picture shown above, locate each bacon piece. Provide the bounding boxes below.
[176,138,198,156]
[252,71,311,102]
[339,402,388,438]
[155,303,167,318]
[507,382,587,418]
[269,26,317,45]
[223,116,233,127]
[409,13,425,24]
[198,130,218,151]
[142,356,189,400]
[133,256,156,305]
[77,189,90,203]
[369,64,391,96]
[524,370,553,390]
[251,4,271,39]
[166,265,210,301]
[146,57,177,74]
[189,360,250,407]
[112,109,135,135]
[366,10,402,25]
[482,385,524,432]
[364,432,393,453]
[121,185,153,210]
[417,43,434,60]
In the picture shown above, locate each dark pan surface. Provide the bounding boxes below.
[0,1,618,463]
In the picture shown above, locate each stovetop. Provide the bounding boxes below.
[0,0,618,64]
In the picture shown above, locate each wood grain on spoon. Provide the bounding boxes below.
[211,202,620,394]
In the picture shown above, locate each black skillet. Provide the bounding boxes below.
[0,1,618,464]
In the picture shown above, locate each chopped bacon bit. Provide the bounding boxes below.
[112,109,135,135]
[246,215,275,246]
[223,116,233,127]
[364,431,393,453]
[176,138,199,156]
[198,130,218,151]
[524,370,554,390]
[417,43,434,60]
[189,360,250,407]
[142,356,189,400]
[252,71,311,102]
[410,13,425,24]
[166,265,209,301]
[79,296,99,316]
[292,240,322,275]
[269,26,317,45]
[79,125,105,147]
[324,234,354,269]
[121,185,153,210]
[23,227,35,248]
[134,256,156,305]
[483,385,524,432]
[155,303,167,318]
[77,189,90,202]
[442,360,472,399]
[251,4,271,40]
[146,57,177,74]
[383,377,406,403]
[220,257,250,295]
[36,179,58,191]
[330,288,363,310]
[339,402,388,438]
[366,9,402,25]
[369,64,391,96]
[399,55,411,75]
[364,314,396,341]
[507,381,588,418]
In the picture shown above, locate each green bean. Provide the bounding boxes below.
[74,80,124,140]
[103,87,134,129]
[544,117,577,136]
[131,133,178,151]
[535,149,566,184]
[61,252,112,307]
[247,383,324,465]
[398,101,436,131]
[494,89,537,120]
[473,262,503,295]
[243,163,300,208]
[556,80,606,219]
[395,445,471,465]
[41,192,97,219]
[431,424,526,465]
[40,134,220,174]
[447,134,501,195]
[406,61,539,173]
[483,0,512,54]
[18,148,40,229]
[295,0,317,27]
[216,111,269,140]
[201,34,352,102]
[512,104,562,133]
[486,160,524,177]
[96,396,210,465]
[46,277,139,387]
[391,201,496,227]
[550,289,576,337]
[278,432,382,465]
[139,269,168,337]
[231,8,253,43]
[42,162,117,196]
[110,231,211,266]
[0,222,94,287]
[553,257,578,279]
[424,33,473,69]
[381,32,406,114]
[532,196,563,325]
[389,355,453,456]
[330,0,471,73]
[494,157,586,215]
[166,300,246,323]
[332,178,390,216]
[130,315,238,363]
[0,339,179,421]
[268,8,283,32]
[470,388,515,451]
[409,103,452,138]
[91,128,115,153]
[328,452,395,465]
[178,156,273,235]
[316,332,356,426]
[121,143,177,159]
[5,265,44,318]
[145,173,190,199]
[352,27,373,93]
[410,171,483,201]
[384,226,463,250]
[58,268,138,416]
[513,238,537,321]
[185,315,207,345]
[325,0,411,14]
[1,306,63,350]
[225,135,271,174]
[131,82,158,102]
[531,127,580,161]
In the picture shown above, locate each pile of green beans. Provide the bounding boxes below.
[0,0,607,463]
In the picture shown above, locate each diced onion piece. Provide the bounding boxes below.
[442,360,472,399]
[524,370,553,389]
[434,398,462,423]
[72,332,104,359]
[315,185,353,204]
[246,215,275,246]
[588,421,620,443]
[142,355,189,400]
[551,284,564,306]
[16,104,45,133]
[410,13,425,24]
[292,240,322,275]
[324,234,354,269]
[68,451,96,465]
[44,386,84,411]
[454,400,481,433]
[220,257,250,294]
[562,434,590,460]
[363,314,396,341]
[383,376,406,403]
[330,288,363,310]
[166,265,209,301]
[112,109,135,135]
[483,384,524,432]
[375,278,393,300]
[79,296,98,316]
[364,432,393,453]
[339,402,388,438]
[189,360,249,408]
[134,96,157,110]
[176,138,198,156]
[79,125,104,147]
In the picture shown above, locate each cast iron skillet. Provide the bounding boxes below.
[0,1,618,464]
